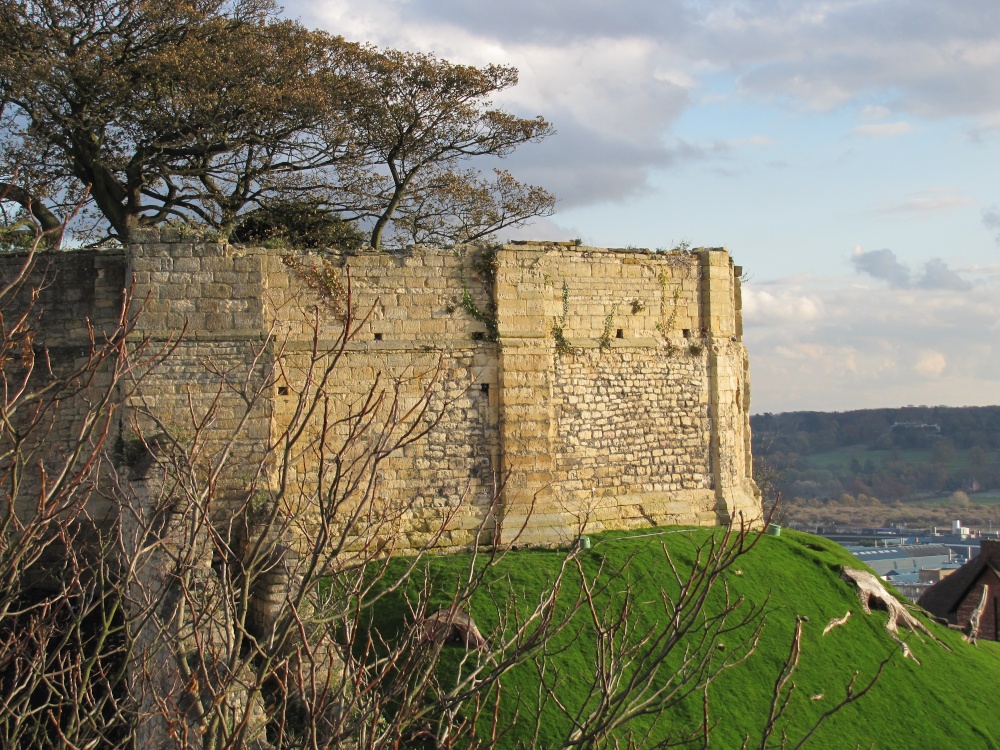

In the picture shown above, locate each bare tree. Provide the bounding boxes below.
[753,453,785,527]
[0,217,173,747]
[0,229,884,749]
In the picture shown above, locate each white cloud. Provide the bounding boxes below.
[915,350,947,378]
[285,0,1000,215]
[875,188,976,219]
[295,0,1000,126]
[851,122,912,137]
[860,104,892,119]
[745,271,1000,411]
[742,287,824,325]
[705,1,1000,120]
[500,39,691,145]
[500,216,583,244]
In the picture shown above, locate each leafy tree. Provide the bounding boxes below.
[340,47,554,249]
[387,167,555,248]
[230,198,365,250]
[0,0,357,243]
[931,438,956,465]
[968,445,987,473]
[0,0,555,248]
[753,454,785,524]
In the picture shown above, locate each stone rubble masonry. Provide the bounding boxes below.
[3,230,760,553]
[0,249,128,525]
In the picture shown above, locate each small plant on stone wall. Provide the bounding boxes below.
[460,281,499,342]
[667,284,681,332]
[656,239,693,254]
[454,246,501,341]
[552,280,575,356]
[282,255,347,318]
[552,324,573,356]
[158,218,204,239]
[470,245,500,285]
[598,305,618,352]
[658,272,683,346]
[688,342,704,356]
[657,270,669,325]
[655,320,679,357]
[630,298,645,314]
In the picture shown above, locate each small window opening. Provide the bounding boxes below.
[480,383,490,394]
[471,331,485,341]
[615,329,624,339]
[682,329,691,339]
[374,332,383,341]
[277,385,289,396]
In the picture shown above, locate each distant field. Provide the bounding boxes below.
[902,493,1000,508]
[804,445,977,473]
[970,491,1000,505]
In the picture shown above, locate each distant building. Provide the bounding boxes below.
[918,540,1000,642]
[846,544,953,577]
[919,568,956,584]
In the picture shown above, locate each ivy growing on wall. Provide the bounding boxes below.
[552,280,574,356]
[457,246,500,342]
[598,305,618,352]
[282,255,347,318]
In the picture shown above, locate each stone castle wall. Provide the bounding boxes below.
[3,232,760,551]
[491,243,758,542]
[1,250,127,522]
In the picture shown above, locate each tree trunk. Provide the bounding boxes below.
[967,585,989,645]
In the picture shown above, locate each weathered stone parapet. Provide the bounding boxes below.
[695,249,758,523]
[124,231,275,511]
[2,238,760,554]
[128,228,269,338]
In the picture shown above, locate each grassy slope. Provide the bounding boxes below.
[369,529,1000,749]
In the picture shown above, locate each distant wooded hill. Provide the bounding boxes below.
[751,406,1000,509]
[752,405,1000,455]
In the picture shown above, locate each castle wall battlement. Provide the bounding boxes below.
[4,232,760,551]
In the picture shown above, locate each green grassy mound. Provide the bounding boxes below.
[367,528,1000,749]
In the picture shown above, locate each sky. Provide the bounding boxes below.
[282,0,1000,414]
